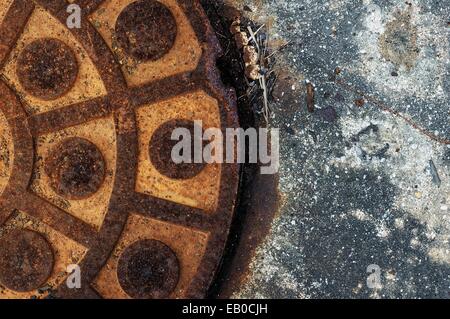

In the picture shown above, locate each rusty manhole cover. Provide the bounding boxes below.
[0,0,239,298]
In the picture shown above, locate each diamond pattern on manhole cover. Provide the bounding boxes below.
[0,0,239,299]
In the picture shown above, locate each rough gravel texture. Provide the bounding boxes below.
[226,0,450,299]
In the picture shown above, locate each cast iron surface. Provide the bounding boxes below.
[0,0,239,299]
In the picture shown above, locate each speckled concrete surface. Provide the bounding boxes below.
[226,0,450,298]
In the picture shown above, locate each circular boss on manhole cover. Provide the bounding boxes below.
[0,0,239,298]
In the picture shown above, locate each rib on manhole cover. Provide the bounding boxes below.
[0,0,239,299]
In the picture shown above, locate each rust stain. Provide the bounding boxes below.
[3,6,107,115]
[0,110,13,196]
[306,82,315,113]
[135,91,222,213]
[212,170,280,298]
[90,0,203,87]
[92,213,209,299]
[354,98,366,108]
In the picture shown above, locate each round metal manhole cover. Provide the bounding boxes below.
[0,0,239,298]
